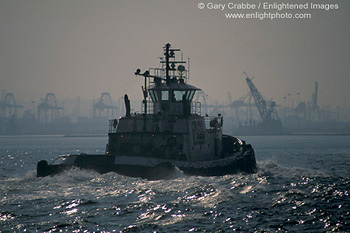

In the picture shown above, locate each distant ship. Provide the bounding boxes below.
[37,43,257,179]
[235,120,284,136]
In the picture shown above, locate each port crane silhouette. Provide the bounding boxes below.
[244,72,279,123]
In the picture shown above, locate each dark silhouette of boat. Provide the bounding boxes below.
[37,43,257,179]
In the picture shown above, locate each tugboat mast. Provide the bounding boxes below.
[163,43,183,85]
[165,43,170,85]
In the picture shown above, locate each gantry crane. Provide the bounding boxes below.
[244,72,279,123]
[0,92,23,118]
[37,93,64,123]
[93,92,117,118]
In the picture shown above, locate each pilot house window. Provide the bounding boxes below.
[161,91,169,101]
[149,90,159,102]
[173,90,186,101]
[171,90,196,102]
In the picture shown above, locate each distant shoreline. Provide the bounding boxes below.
[0,134,107,138]
[1,133,349,138]
[234,132,350,136]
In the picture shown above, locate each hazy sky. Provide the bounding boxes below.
[1,0,349,109]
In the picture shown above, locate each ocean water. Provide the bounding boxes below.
[0,135,349,232]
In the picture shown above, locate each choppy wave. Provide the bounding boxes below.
[257,160,331,179]
[1,135,350,231]
[1,166,349,232]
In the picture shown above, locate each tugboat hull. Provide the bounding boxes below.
[37,146,256,179]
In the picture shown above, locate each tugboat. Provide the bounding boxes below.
[37,43,257,179]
